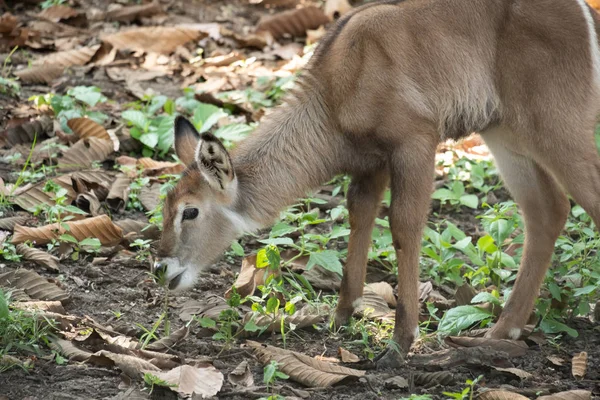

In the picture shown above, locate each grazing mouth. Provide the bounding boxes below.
[168,270,186,290]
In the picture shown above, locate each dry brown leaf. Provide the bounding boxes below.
[13,178,76,211]
[455,284,478,306]
[537,390,592,400]
[384,376,409,389]
[12,300,65,314]
[444,336,528,357]
[33,45,100,68]
[413,371,454,388]
[247,340,365,387]
[16,244,60,272]
[115,219,160,242]
[0,269,69,302]
[67,117,110,141]
[547,355,565,366]
[365,282,396,307]
[101,26,205,54]
[58,137,113,171]
[12,215,123,246]
[137,157,184,176]
[240,310,324,335]
[71,170,113,199]
[492,367,532,380]
[571,351,587,379]
[145,326,189,352]
[0,12,18,34]
[38,5,80,22]
[338,347,359,363]
[75,192,104,216]
[138,184,161,211]
[4,116,53,146]
[226,254,280,298]
[228,360,254,387]
[204,51,244,67]
[477,389,529,400]
[256,6,330,39]
[179,297,232,323]
[0,215,29,231]
[49,337,93,362]
[88,350,160,378]
[13,65,64,84]
[355,289,392,320]
[106,173,131,212]
[105,2,163,22]
[152,364,224,397]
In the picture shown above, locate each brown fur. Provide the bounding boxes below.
[159,0,600,364]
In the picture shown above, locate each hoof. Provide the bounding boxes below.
[485,323,523,340]
[374,346,406,370]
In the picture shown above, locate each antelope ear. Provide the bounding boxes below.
[195,132,236,192]
[174,116,200,167]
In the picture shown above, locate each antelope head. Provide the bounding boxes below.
[153,116,249,291]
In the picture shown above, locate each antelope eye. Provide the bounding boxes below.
[182,208,199,221]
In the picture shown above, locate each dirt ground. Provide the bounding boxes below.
[0,0,599,399]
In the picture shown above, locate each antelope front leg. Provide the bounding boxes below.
[335,170,389,327]
[377,139,436,368]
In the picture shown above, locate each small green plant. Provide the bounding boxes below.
[143,372,177,395]
[131,239,153,260]
[0,242,22,262]
[0,46,20,97]
[432,180,479,210]
[138,312,168,349]
[258,361,289,400]
[122,95,176,158]
[58,234,101,261]
[196,289,242,348]
[0,289,55,362]
[127,174,150,211]
[30,86,108,134]
[32,180,87,226]
[443,375,483,400]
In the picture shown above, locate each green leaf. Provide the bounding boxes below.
[0,289,8,320]
[192,103,226,133]
[477,235,497,254]
[572,285,598,296]
[432,188,455,201]
[59,234,78,244]
[140,132,159,149]
[470,292,500,305]
[243,318,262,332]
[460,194,479,209]
[438,305,493,335]
[79,238,101,248]
[269,222,297,238]
[266,297,280,314]
[214,124,253,142]
[264,362,278,385]
[548,282,562,301]
[231,241,245,257]
[122,110,149,131]
[257,237,295,246]
[68,86,106,107]
[307,250,343,276]
[540,318,578,337]
[256,248,270,269]
[198,317,216,328]
[64,205,88,215]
